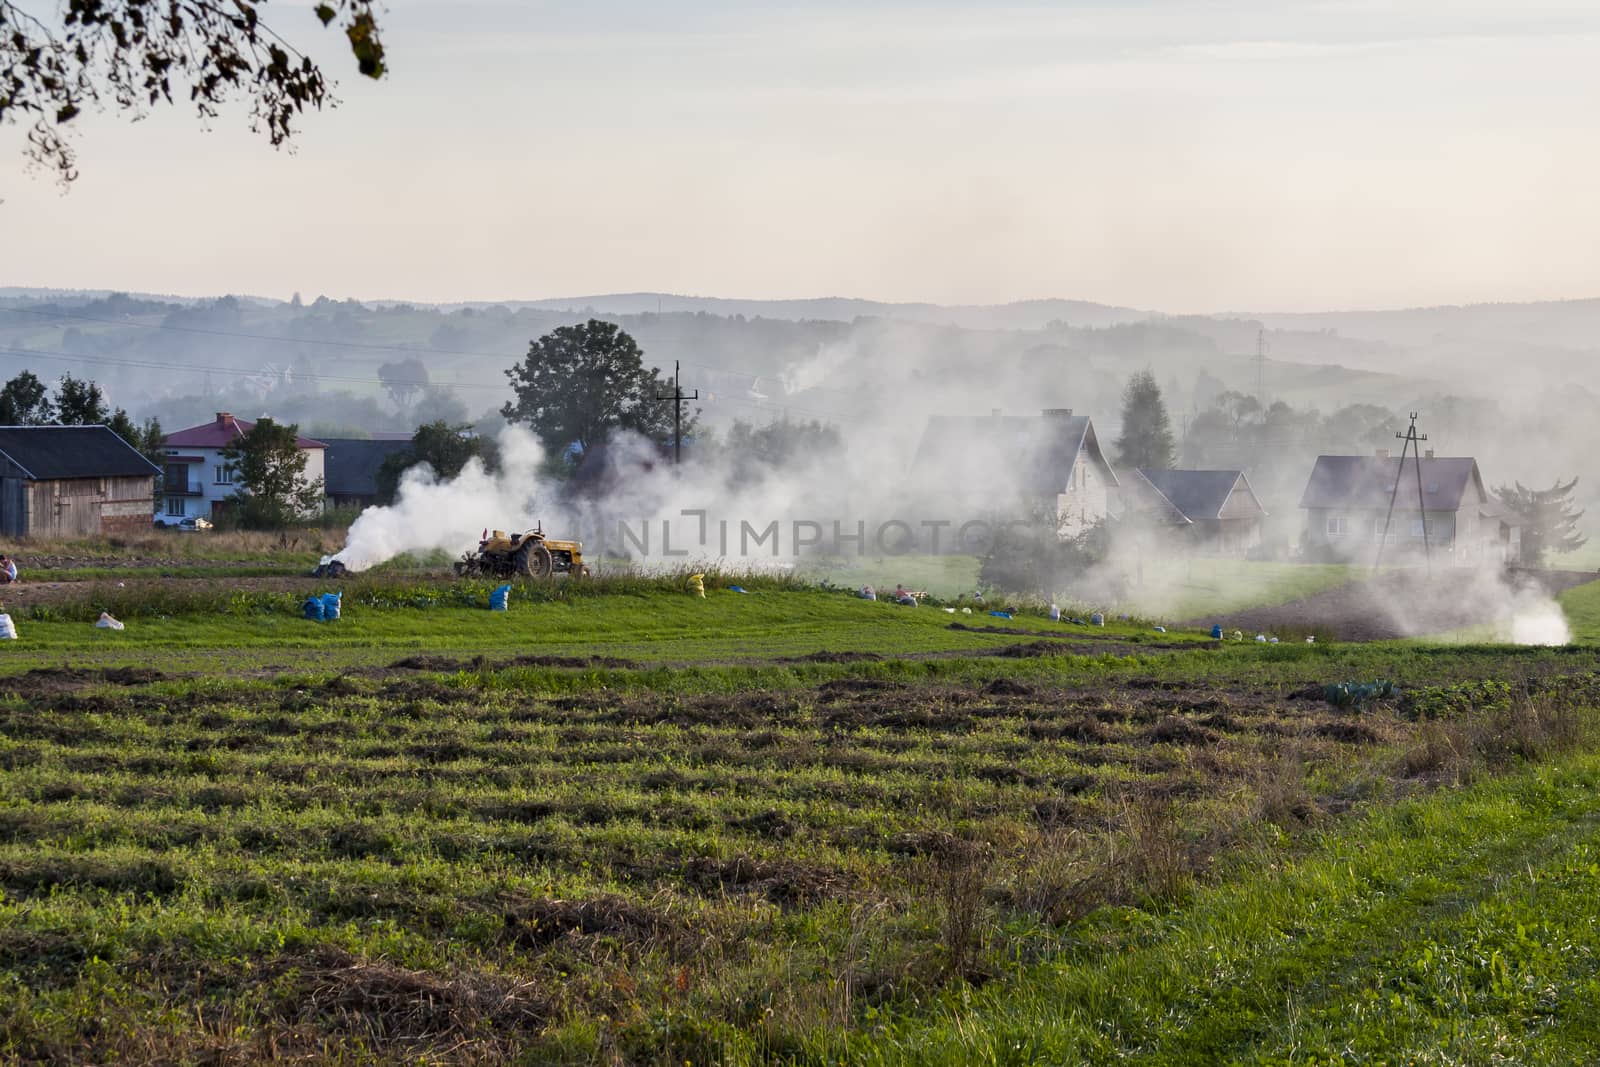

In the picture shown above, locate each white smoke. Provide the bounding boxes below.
[1502,585,1573,646]
[325,426,567,573]
[1380,565,1573,646]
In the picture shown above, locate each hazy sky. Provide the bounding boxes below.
[6,0,1600,311]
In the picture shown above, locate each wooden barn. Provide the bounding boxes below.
[0,426,161,538]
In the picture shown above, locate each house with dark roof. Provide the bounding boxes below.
[1121,468,1267,555]
[909,409,1118,539]
[161,412,327,523]
[322,437,414,510]
[1299,451,1519,563]
[0,425,160,538]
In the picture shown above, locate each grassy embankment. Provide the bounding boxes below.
[1,579,1599,1062]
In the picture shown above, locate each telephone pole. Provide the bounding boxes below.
[654,360,699,465]
[1255,328,1267,403]
[1373,412,1432,576]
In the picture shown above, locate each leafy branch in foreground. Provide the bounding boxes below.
[0,0,385,182]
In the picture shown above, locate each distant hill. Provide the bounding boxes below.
[1241,298,1600,352]
[473,293,1152,331]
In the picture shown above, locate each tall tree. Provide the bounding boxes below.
[1496,478,1587,566]
[0,371,53,424]
[1,0,385,182]
[220,417,324,528]
[107,409,165,466]
[378,358,430,407]
[375,421,497,504]
[502,319,688,457]
[1114,370,1176,470]
[54,374,110,425]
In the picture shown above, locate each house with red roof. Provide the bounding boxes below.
[160,412,327,524]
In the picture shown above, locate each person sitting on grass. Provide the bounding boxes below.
[894,583,917,606]
[0,554,16,584]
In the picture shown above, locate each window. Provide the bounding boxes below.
[214,465,233,485]
[1326,515,1348,536]
[1411,519,1427,538]
[166,498,185,517]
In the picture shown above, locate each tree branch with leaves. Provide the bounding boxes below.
[0,0,385,181]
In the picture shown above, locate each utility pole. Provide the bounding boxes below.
[1255,328,1267,404]
[654,360,699,465]
[1373,412,1431,576]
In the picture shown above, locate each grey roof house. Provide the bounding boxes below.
[0,425,161,538]
[909,409,1117,539]
[1122,468,1267,555]
[322,437,415,509]
[1299,451,1519,564]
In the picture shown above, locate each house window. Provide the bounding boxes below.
[1411,519,1427,538]
[214,465,233,485]
[166,498,185,517]
[1326,515,1348,536]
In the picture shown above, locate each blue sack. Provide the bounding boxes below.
[321,591,341,621]
[489,583,511,611]
[303,596,324,622]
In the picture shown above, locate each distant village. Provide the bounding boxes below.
[0,407,1522,565]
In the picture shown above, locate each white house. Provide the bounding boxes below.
[908,409,1119,539]
[160,412,327,523]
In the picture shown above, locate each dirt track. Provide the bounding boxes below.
[1184,568,1599,641]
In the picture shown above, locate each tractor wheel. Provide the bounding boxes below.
[517,543,553,578]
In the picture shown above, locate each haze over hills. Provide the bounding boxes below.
[2,283,1595,522]
[487,294,1153,332]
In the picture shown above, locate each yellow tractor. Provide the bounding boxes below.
[454,523,589,579]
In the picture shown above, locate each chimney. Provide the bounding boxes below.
[1425,449,1435,459]
[216,412,233,427]
[1042,408,1074,418]
[1375,448,1390,459]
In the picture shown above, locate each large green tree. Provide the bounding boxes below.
[375,421,497,504]
[1,0,385,182]
[502,319,689,458]
[0,371,53,424]
[220,417,324,528]
[1114,370,1176,470]
[1496,478,1587,566]
[53,374,110,425]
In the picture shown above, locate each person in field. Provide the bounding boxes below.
[0,555,16,584]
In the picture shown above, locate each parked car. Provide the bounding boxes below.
[154,516,213,531]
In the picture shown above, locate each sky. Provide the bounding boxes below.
[5,0,1600,312]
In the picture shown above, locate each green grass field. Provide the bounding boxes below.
[2,579,1599,1064]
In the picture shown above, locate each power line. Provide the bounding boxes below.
[0,343,505,392]
[0,342,852,423]
[0,305,862,399]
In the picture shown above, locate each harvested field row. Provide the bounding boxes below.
[4,645,1597,1063]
